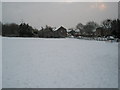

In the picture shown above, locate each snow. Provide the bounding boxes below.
[118,43,120,88]
[75,29,80,32]
[2,37,118,88]
[0,36,2,89]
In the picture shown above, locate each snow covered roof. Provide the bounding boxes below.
[53,26,68,31]
[75,29,80,33]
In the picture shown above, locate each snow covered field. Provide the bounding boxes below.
[0,36,2,89]
[2,37,118,88]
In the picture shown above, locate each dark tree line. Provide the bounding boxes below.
[1,19,120,39]
[111,19,120,38]
[0,22,2,35]
[2,23,19,36]
[74,19,120,38]
[2,23,67,38]
[19,23,34,37]
[2,23,38,37]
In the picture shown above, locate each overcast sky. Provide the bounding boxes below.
[2,2,118,29]
[0,2,2,21]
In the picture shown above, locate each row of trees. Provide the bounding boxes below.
[0,22,2,35]
[2,23,39,37]
[73,19,120,38]
[1,19,120,39]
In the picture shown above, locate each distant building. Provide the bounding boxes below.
[38,26,67,38]
[68,30,76,36]
[54,26,67,38]
[68,29,81,37]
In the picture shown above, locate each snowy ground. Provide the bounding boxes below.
[0,36,2,89]
[118,43,120,88]
[2,37,118,88]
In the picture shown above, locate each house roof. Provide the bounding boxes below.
[53,26,67,31]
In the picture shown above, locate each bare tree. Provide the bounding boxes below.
[101,19,112,30]
[76,23,84,35]
[84,21,99,36]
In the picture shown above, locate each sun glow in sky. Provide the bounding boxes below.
[64,0,107,11]
[99,3,106,10]
[90,2,107,10]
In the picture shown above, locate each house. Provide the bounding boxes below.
[68,30,76,36]
[68,29,81,37]
[38,26,67,38]
[54,26,67,38]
